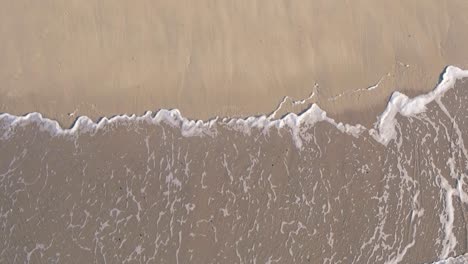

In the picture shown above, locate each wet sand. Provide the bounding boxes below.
[1,0,468,126]
[1,78,468,263]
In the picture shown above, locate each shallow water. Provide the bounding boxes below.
[1,77,468,263]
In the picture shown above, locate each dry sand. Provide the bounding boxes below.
[1,0,468,125]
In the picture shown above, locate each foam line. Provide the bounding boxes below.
[1,66,468,148]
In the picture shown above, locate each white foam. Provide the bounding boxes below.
[370,66,468,146]
[223,104,364,149]
[429,253,468,264]
[1,66,467,148]
[0,102,364,149]
[0,109,218,140]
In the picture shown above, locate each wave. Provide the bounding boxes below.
[1,66,467,149]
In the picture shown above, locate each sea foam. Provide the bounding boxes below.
[1,66,468,149]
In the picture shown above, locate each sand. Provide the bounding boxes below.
[1,0,468,126]
[3,1,468,263]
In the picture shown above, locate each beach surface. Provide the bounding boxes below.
[1,0,468,125]
[3,2,468,263]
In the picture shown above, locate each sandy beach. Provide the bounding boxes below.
[3,1,468,263]
[1,0,468,125]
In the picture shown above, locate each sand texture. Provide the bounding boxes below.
[1,0,468,125]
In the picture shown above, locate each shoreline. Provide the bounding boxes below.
[2,66,467,148]
[0,63,460,128]
[2,0,468,127]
